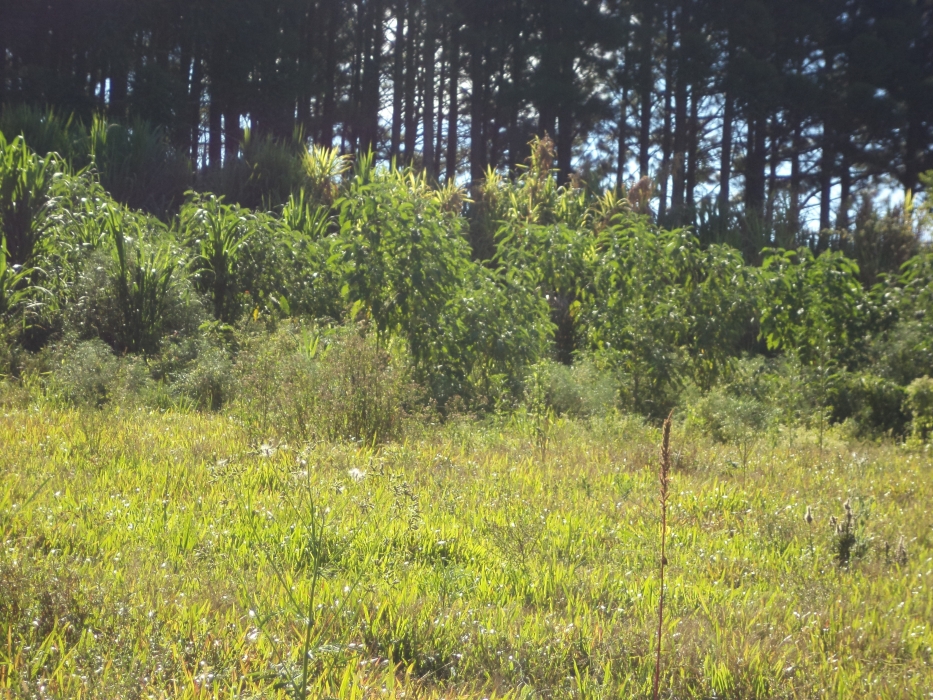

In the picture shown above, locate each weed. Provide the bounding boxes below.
[653,409,673,700]
[829,499,868,567]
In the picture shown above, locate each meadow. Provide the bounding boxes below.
[1,405,930,699]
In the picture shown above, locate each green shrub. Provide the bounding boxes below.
[232,323,418,443]
[64,242,203,356]
[175,343,234,411]
[528,358,617,417]
[0,133,64,265]
[830,372,908,438]
[0,105,84,164]
[86,116,191,216]
[48,339,154,408]
[906,376,933,442]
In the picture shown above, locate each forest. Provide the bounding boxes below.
[1,1,933,698]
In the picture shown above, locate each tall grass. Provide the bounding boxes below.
[0,407,930,697]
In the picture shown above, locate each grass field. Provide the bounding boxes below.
[1,407,931,698]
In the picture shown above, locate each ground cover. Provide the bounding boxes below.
[1,408,931,698]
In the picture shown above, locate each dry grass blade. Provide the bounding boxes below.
[653,409,673,700]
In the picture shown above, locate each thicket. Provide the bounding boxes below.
[2,119,933,443]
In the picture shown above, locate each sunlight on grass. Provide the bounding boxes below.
[1,409,930,698]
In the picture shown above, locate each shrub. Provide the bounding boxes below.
[47,339,154,408]
[0,105,84,163]
[232,323,418,443]
[849,196,919,288]
[528,358,617,417]
[906,376,933,442]
[65,236,201,356]
[0,133,64,265]
[174,343,234,411]
[85,116,191,216]
[830,372,908,438]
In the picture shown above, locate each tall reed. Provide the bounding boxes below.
[653,410,673,700]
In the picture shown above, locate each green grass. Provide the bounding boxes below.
[0,407,931,698]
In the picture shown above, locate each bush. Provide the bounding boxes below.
[64,244,203,355]
[86,117,191,216]
[830,372,908,438]
[48,339,154,408]
[150,335,234,411]
[906,376,933,442]
[232,323,419,443]
[528,358,617,417]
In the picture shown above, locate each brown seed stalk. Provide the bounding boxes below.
[653,410,673,700]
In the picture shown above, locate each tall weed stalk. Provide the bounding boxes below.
[653,410,673,700]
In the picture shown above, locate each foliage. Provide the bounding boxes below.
[830,371,909,438]
[0,105,83,164]
[108,210,184,354]
[232,323,417,443]
[583,224,756,415]
[86,116,191,216]
[759,248,870,368]
[527,358,617,418]
[0,133,62,265]
[848,195,920,288]
[905,375,933,442]
[180,194,259,323]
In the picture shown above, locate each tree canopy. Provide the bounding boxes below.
[2,0,931,240]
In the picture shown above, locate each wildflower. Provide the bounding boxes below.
[348,468,366,482]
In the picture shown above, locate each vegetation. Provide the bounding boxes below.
[1,405,930,698]
[0,104,932,696]
[3,0,932,236]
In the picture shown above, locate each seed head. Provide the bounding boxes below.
[804,506,813,525]
[895,536,908,566]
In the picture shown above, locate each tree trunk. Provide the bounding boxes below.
[446,15,459,182]
[617,86,628,190]
[557,108,573,183]
[435,46,446,176]
[296,1,317,138]
[744,115,766,219]
[208,91,222,168]
[789,118,802,231]
[361,0,383,154]
[718,91,733,217]
[685,85,699,207]
[766,116,779,231]
[837,155,851,231]
[819,130,833,234]
[638,62,651,178]
[657,14,674,221]
[469,28,486,185]
[403,0,419,163]
[422,1,436,180]
[390,0,405,161]
[224,107,240,162]
[508,0,525,173]
[670,68,687,220]
[320,1,339,147]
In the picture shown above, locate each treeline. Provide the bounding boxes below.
[2,129,933,442]
[2,0,931,243]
